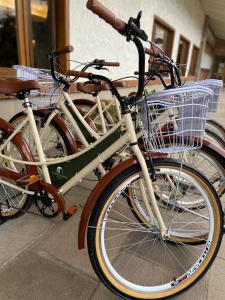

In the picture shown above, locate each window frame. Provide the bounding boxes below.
[176,34,190,76]
[151,15,175,57]
[0,0,69,75]
[189,45,199,76]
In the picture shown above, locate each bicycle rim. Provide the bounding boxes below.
[88,162,222,299]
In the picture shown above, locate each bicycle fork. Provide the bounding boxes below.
[124,113,167,237]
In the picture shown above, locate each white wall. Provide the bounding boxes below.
[69,0,205,78]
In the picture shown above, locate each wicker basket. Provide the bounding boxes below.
[13,65,61,110]
[137,86,213,153]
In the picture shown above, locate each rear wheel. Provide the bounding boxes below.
[167,145,225,199]
[205,128,225,148]
[206,119,225,141]
[9,111,74,158]
[88,160,223,299]
[0,126,33,219]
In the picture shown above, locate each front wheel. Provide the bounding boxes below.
[87,160,223,299]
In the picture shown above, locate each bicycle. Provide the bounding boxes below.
[0,1,223,299]
[9,54,225,204]
[135,46,225,202]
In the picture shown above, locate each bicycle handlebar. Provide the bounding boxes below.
[102,61,120,67]
[86,0,126,33]
[47,45,74,58]
[47,1,148,102]
[67,70,91,78]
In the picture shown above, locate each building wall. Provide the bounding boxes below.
[69,0,205,78]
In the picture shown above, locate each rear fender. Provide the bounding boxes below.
[0,117,37,174]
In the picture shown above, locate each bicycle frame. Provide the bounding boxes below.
[0,84,168,235]
[77,94,122,134]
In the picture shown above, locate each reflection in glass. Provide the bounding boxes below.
[217,59,224,74]
[154,26,164,50]
[30,0,56,68]
[0,0,18,67]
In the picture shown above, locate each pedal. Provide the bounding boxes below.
[16,175,40,186]
[63,204,77,221]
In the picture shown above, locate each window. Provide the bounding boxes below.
[176,35,190,76]
[217,58,225,74]
[0,0,18,67]
[189,45,199,76]
[152,16,174,57]
[0,0,69,73]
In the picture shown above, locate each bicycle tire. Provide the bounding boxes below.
[206,119,225,140]
[205,128,225,148]
[9,110,77,157]
[167,144,225,198]
[0,119,36,219]
[87,160,223,299]
[128,141,225,228]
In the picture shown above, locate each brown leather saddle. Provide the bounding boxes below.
[77,81,125,94]
[0,79,39,96]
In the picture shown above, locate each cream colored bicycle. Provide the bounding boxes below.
[0,1,223,299]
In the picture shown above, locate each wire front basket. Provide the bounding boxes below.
[137,86,213,153]
[184,79,223,113]
[13,65,61,110]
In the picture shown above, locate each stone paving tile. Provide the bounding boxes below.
[64,184,93,208]
[31,185,97,279]
[218,236,225,260]
[0,212,57,269]
[91,283,121,300]
[77,175,99,192]
[0,250,98,300]
[207,257,225,300]
[31,214,97,279]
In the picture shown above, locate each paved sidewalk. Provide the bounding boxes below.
[0,90,224,300]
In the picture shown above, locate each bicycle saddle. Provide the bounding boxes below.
[0,79,39,96]
[77,81,125,94]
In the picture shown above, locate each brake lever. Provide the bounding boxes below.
[126,17,148,41]
[85,78,101,85]
[100,67,109,72]
[94,66,109,72]
[133,11,142,28]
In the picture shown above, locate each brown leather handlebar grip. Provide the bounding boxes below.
[144,47,162,58]
[102,61,120,67]
[86,0,125,33]
[67,70,91,78]
[54,45,74,56]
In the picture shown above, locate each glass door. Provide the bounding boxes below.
[29,0,56,68]
[0,0,18,67]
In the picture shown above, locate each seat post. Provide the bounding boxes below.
[23,96,51,184]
